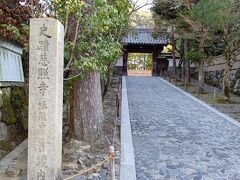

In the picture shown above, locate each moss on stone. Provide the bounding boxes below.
[216,98,238,104]
[224,86,230,100]
[11,87,28,130]
[11,87,26,109]
[2,95,16,125]
[20,106,28,130]
[0,140,12,151]
[0,91,3,108]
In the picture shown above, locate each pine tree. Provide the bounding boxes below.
[152,0,180,77]
[177,0,222,93]
[200,0,240,99]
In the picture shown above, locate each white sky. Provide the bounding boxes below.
[133,0,153,11]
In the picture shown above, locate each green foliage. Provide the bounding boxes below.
[0,140,12,151]
[0,0,31,46]
[128,53,152,70]
[199,0,240,58]
[175,0,218,66]
[186,49,204,62]
[182,0,240,54]
[11,87,25,108]
[190,0,224,27]
[11,87,28,130]
[1,87,28,129]
[53,0,130,81]
[153,0,240,99]
[2,95,16,125]
[152,0,180,22]
[51,0,86,25]
[0,24,21,40]
[197,0,239,30]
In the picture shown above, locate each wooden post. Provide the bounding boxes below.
[116,94,119,118]
[168,72,171,83]
[196,82,199,97]
[109,146,115,180]
[171,28,177,76]
[152,48,158,76]
[122,51,128,76]
[184,77,187,91]
[213,88,216,105]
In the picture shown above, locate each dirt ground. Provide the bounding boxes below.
[167,77,240,122]
[0,75,121,180]
[128,70,152,76]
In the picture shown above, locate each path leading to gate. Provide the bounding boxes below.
[126,77,240,180]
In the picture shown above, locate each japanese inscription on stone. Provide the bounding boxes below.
[28,18,64,180]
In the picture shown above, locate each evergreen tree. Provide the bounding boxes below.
[53,0,130,143]
[182,0,240,98]
[200,0,240,99]
[177,0,222,93]
[152,0,181,77]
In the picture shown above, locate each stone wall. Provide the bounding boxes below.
[0,87,28,159]
[204,55,240,94]
[0,38,28,159]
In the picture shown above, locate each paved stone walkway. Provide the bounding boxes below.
[126,77,240,180]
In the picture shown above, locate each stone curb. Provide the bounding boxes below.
[0,139,27,171]
[120,77,137,180]
[160,78,240,128]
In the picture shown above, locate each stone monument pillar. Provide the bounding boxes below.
[28,18,64,180]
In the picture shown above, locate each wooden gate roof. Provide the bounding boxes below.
[122,29,169,45]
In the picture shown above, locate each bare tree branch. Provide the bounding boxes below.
[128,0,152,16]
[64,12,69,38]
[64,72,82,81]
[64,19,80,72]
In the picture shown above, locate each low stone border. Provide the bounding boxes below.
[120,77,137,180]
[160,78,240,128]
[0,139,27,172]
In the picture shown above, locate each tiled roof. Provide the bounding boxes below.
[122,29,169,45]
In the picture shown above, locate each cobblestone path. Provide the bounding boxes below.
[126,77,240,180]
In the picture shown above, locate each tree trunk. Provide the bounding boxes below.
[69,89,75,138]
[223,34,231,100]
[73,71,103,143]
[198,59,205,93]
[223,64,230,99]
[178,63,182,80]
[171,30,177,77]
[152,47,158,76]
[123,51,128,76]
[183,39,190,82]
[181,38,185,80]
[223,53,231,99]
[102,63,113,99]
